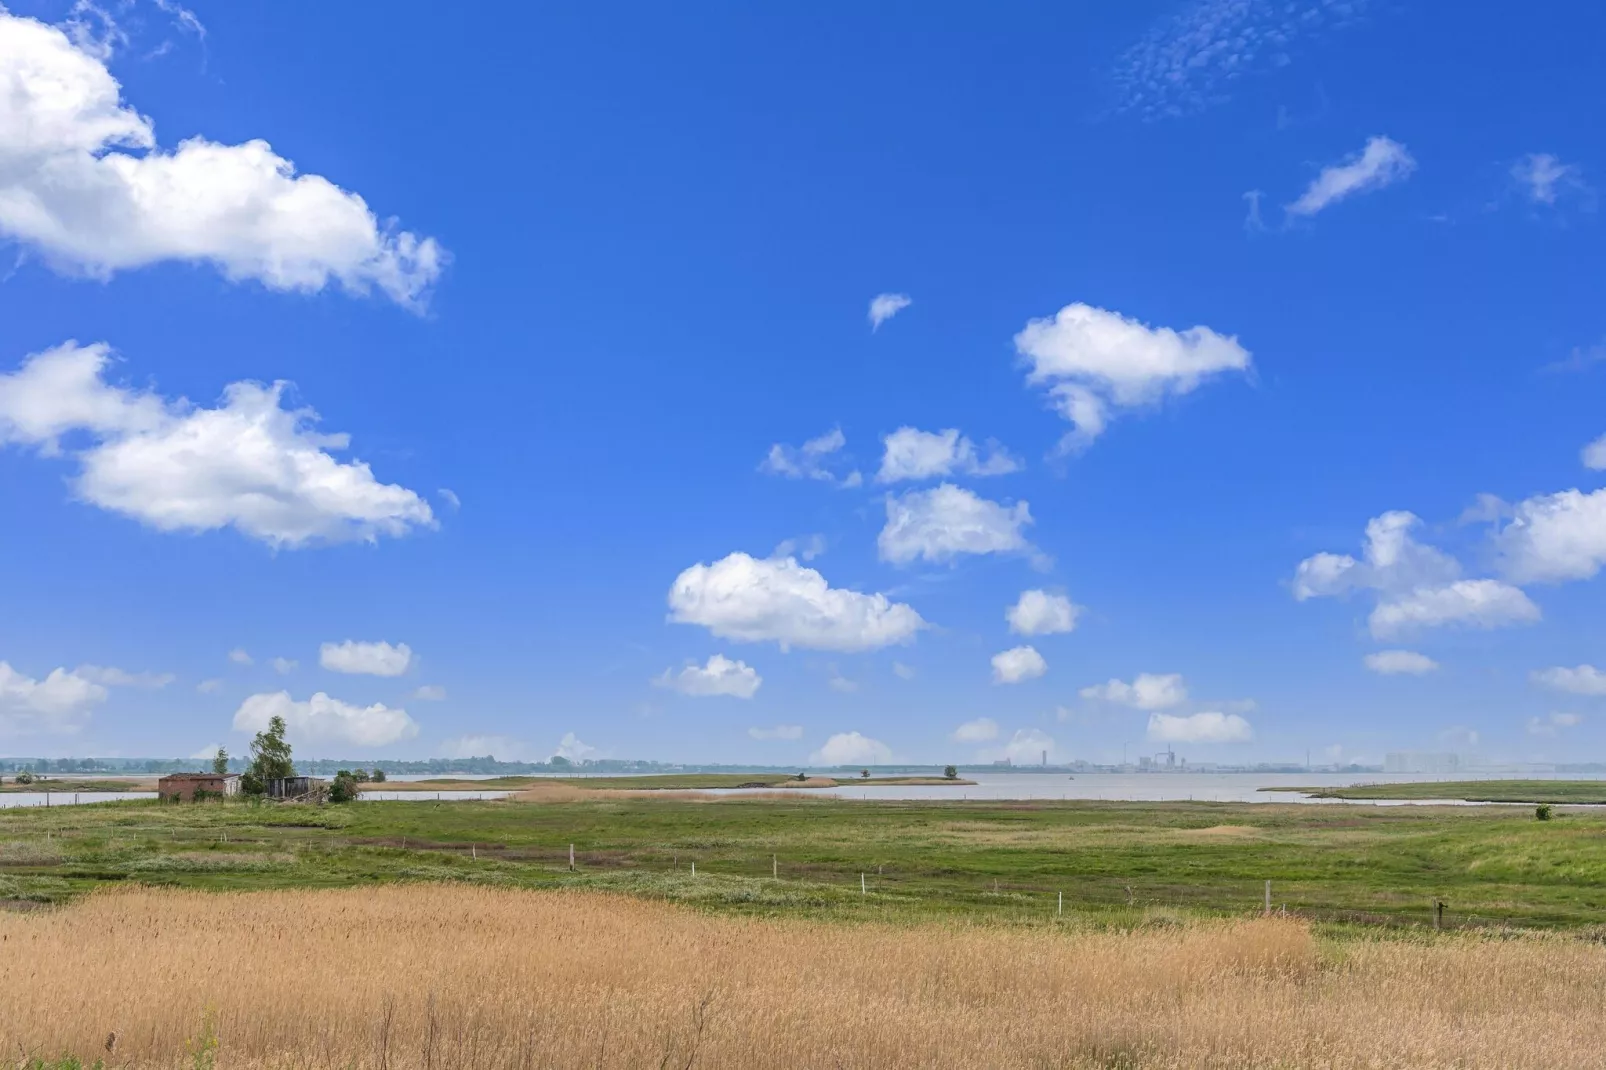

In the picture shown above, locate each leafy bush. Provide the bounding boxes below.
[1536,804,1554,821]
[944,765,958,780]
[328,770,361,804]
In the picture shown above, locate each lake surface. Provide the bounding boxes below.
[0,791,158,808]
[1,771,1596,808]
[708,771,1594,804]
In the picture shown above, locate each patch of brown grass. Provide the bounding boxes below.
[2,885,1602,1068]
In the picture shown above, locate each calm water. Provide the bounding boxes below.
[1,771,1596,808]
[709,771,1597,805]
[0,791,158,808]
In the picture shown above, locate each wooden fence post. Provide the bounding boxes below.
[1264,880,1271,917]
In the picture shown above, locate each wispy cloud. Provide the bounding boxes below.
[868,293,912,331]
[1286,136,1415,219]
[1242,190,1265,232]
[1111,0,1373,120]
[1512,153,1590,208]
[758,428,862,488]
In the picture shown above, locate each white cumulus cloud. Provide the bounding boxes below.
[868,293,912,330]
[1006,590,1080,636]
[748,724,803,741]
[1363,650,1439,676]
[228,648,253,665]
[991,646,1047,685]
[1531,665,1606,696]
[1015,303,1250,453]
[878,483,1033,566]
[1286,136,1416,218]
[654,654,762,698]
[553,732,597,762]
[232,691,419,747]
[1295,511,1539,638]
[271,657,297,676]
[0,342,435,547]
[875,427,1019,483]
[0,10,443,307]
[411,685,447,701]
[810,730,891,766]
[951,717,999,743]
[1496,488,1606,584]
[319,640,413,677]
[668,552,925,652]
[1080,672,1187,710]
[0,661,107,733]
[1147,711,1252,743]
[1368,580,1540,639]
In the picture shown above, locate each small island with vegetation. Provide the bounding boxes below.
[1265,780,1606,804]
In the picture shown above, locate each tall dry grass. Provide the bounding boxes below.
[2,885,1602,1068]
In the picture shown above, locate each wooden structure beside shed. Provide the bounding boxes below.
[266,776,323,799]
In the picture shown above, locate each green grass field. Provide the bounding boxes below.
[5,793,1606,933]
[1268,780,1606,803]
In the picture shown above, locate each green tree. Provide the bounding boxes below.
[211,747,229,775]
[370,767,387,783]
[860,769,870,779]
[943,765,958,780]
[242,716,294,795]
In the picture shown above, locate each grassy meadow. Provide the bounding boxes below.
[4,791,1606,930]
[5,884,1605,1070]
[5,792,1606,1067]
[1271,779,1606,803]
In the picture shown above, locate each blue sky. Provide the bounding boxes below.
[2,0,1605,766]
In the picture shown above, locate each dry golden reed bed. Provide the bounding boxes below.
[2,885,1603,1069]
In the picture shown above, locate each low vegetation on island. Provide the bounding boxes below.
[1267,780,1606,804]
